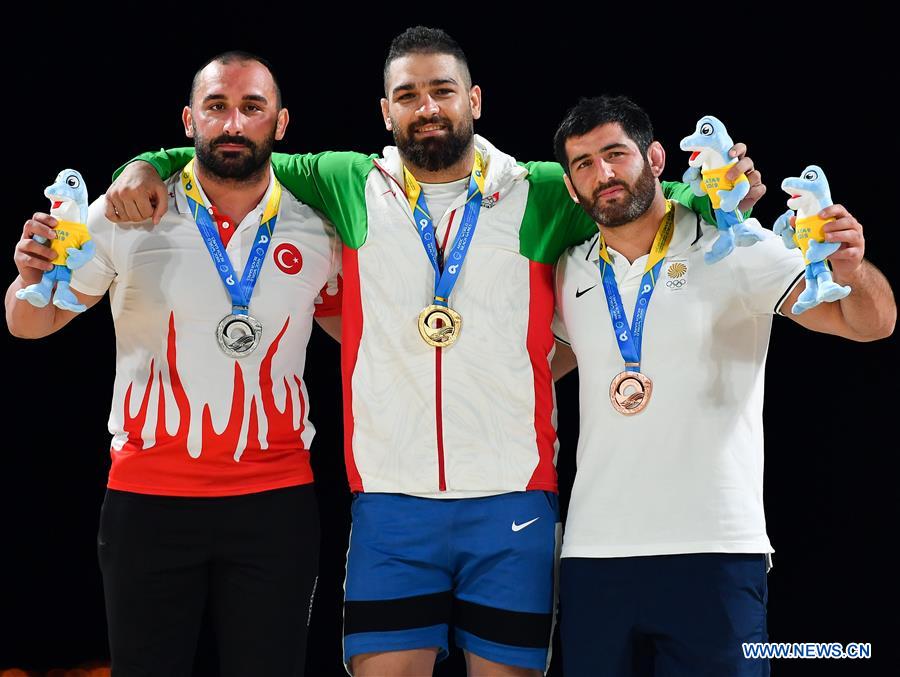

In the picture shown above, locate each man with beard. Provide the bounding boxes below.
[6,52,341,676]
[551,96,895,676]
[104,29,759,676]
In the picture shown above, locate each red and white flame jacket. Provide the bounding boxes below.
[71,167,341,497]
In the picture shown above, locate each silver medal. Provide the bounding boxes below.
[216,314,262,358]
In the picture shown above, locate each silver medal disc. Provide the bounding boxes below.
[216,314,262,358]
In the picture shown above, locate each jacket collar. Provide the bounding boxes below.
[374,133,526,199]
[173,163,278,225]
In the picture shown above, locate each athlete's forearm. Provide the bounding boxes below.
[834,260,896,341]
[112,148,195,182]
[5,277,62,338]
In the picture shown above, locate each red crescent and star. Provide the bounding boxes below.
[274,243,303,275]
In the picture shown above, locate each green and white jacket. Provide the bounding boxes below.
[128,135,715,497]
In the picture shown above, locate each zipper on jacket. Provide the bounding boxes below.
[435,209,456,492]
[376,157,461,493]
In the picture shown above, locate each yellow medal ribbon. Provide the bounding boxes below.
[403,150,487,218]
[598,200,675,279]
[182,158,282,233]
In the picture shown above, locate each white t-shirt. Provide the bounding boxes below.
[554,204,805,558]
[71,167,341,497]
[419,177,469,246]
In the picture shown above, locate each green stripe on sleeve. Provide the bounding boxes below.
[113,148,375,249]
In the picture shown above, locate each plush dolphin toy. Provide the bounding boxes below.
[16,169,95,312]
[681,116,763,264]
[773,165,850,314]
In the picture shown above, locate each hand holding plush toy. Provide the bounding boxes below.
[15,169,95,313]
[680,116,763,264]
[773,165,851,314]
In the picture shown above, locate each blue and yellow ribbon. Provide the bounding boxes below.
[181,158,281,315]
[597,200,675,372]
[404,151,487,307]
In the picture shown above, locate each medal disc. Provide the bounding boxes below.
[217,314,262,358]
[609,370,652,415]
[417,305,462,347]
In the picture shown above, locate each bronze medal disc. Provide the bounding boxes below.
[609,370,652,415]
[418,304,462,347]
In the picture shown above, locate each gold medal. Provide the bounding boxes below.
[609,370,652,415]
[418,305,462,347]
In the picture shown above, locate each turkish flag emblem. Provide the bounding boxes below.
[273,243,303,275]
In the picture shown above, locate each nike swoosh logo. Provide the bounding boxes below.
[511,517,540,532]
[575,285,597,298]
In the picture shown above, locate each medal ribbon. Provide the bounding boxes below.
[181,159,281,316]
[597,201,675,373]
[404,151,486,307]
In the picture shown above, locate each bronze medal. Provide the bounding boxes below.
[609,370,652,415]
[418,304,462,347]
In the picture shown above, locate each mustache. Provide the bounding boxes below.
[211,135,255,149]
[592,179,630,201]
[409,116,453,133]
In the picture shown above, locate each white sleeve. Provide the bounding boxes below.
[731,218,806,316]
[69,196,117,297]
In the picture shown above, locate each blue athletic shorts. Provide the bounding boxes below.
[560,553,770,677]
[343,491,560,671]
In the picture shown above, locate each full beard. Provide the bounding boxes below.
[195,129,274,182]
[581,160,657,227]
[393,115,474,172]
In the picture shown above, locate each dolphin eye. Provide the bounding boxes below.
[700,123,713,136]
[66,175,81,188]
[803,170,819,181]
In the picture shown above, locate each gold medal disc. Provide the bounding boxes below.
[418,305,462,347]
[609,371,652,415]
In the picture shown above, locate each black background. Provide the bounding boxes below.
[1,9,897,677]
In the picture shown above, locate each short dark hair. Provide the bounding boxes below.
[553,95,654,174]
[190,50,282,108]
[383,26,471,93]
